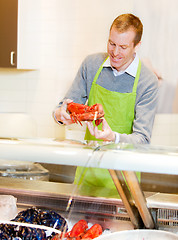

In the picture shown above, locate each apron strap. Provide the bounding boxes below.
[132,59,141,93]
[93,57,109,84]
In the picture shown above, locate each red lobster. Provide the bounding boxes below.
[52,219,102,240]
[81,223,103,239]
[67,102,105,126]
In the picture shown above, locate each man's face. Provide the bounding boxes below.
[107,27,140,72]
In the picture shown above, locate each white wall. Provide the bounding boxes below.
[0,0,133,139]
[151,114,178,147]
[134,0,178,87]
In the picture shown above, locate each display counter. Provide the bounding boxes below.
[0,138,177,238]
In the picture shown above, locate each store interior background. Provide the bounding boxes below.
[0,0,178,146]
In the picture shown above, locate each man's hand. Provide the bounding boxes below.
[85,118,115,142]
[54,99,73,125]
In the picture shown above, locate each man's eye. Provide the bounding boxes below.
[110,42,115,46]
[121,46,127,49]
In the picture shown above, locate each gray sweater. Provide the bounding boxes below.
[59,53,158,144]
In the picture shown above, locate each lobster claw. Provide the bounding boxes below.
[70,113,83,126]
[81,223,103,239]
[95,119,103,126]
[62,219,88,239]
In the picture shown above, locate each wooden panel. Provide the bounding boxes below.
[0,0,17,67]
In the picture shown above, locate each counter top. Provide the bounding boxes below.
[0,138,177,175]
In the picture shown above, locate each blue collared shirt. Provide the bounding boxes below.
[103,53,139,77]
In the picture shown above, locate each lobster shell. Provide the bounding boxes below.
[67,102,105,126]
[52,220,103,240]
[81,223,103,239]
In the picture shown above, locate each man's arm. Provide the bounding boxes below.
[119,68,159,144]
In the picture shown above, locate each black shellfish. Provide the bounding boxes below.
[0,207,68,240]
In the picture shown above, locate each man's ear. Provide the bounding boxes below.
[135,41,141,52]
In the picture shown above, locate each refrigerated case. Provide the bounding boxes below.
[0,138,178,238]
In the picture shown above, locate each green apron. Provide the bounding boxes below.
[75,57,141,198]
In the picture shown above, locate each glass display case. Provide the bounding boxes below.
[0,138,178,239]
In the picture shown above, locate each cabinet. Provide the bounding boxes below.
[0,0,40,69]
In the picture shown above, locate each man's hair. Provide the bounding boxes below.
[110,13,143,46]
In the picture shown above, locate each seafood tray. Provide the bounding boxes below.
[0,207,108,240]
[0,197,128,240]
[0,207,66,239]
[0,179,178,239]
[0,177,134,239]
[1,175,178,234]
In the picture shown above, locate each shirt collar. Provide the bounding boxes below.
[103,53,139,77]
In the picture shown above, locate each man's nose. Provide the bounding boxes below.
[113,46,120,56]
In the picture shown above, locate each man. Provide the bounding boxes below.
[54,14,158,197]
[54,13,158,145]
